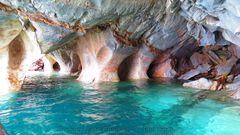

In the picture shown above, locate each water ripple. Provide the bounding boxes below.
[0,76,239,134]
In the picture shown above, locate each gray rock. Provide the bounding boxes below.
[183,78,214,90]
[181,0,240,46]
[1,0,240,88]
[179,64,211,80]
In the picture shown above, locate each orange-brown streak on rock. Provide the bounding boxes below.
[148,54,177,79]
[8,35,25,90]
[0,2,14,12]
[119,54,149,80]
[0,2,86,33]
[147,45,162,56]
[100,53,130,82]
[142,37,163,56]
[112,30,138,47]
[76,30,108,83]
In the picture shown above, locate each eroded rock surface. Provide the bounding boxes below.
[0,0,240,95]
[225,75,240,99]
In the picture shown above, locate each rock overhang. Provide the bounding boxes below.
[0,0,240,97]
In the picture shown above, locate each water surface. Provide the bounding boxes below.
[0,74,240,135]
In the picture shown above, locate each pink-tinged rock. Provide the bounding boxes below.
[207,50,223,64]
[28,59,44,71]
[76,30,109,83]
[0,124,7,135]
[228,44,240,59]
[76,29,135,83]
[99,47,135,82]
[231,64,240,76]
[215,56,238,77]
[149,58,177,79]
[100,53,130,82]
[118,45,156,80]
[7,34,27,90]
[52,40,81,75]
[190,52,211,68]
[0,30,42,91]
[178,64,211,80]
[126,54,153,80]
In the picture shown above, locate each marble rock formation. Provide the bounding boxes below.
[0,0,240,95]
[183,78,218,90]
[0,12,42,91]
[225,75,240,99]
[119,45,156,80]
[148,53,177,79]
[76,29,135,83]
[51,40,81,75]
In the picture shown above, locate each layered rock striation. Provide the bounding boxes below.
[0,0,240,97]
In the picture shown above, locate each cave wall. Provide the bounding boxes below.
[1,30,42,91]
[0,0,240,92]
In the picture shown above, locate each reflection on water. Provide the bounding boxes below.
[0,74,240,135]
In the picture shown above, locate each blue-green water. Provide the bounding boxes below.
[0,75,240,135]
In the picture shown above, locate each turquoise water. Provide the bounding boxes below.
[0,75,240,135]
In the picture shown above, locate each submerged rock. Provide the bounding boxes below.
[227,90,240,100]
[0,124,7,135]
